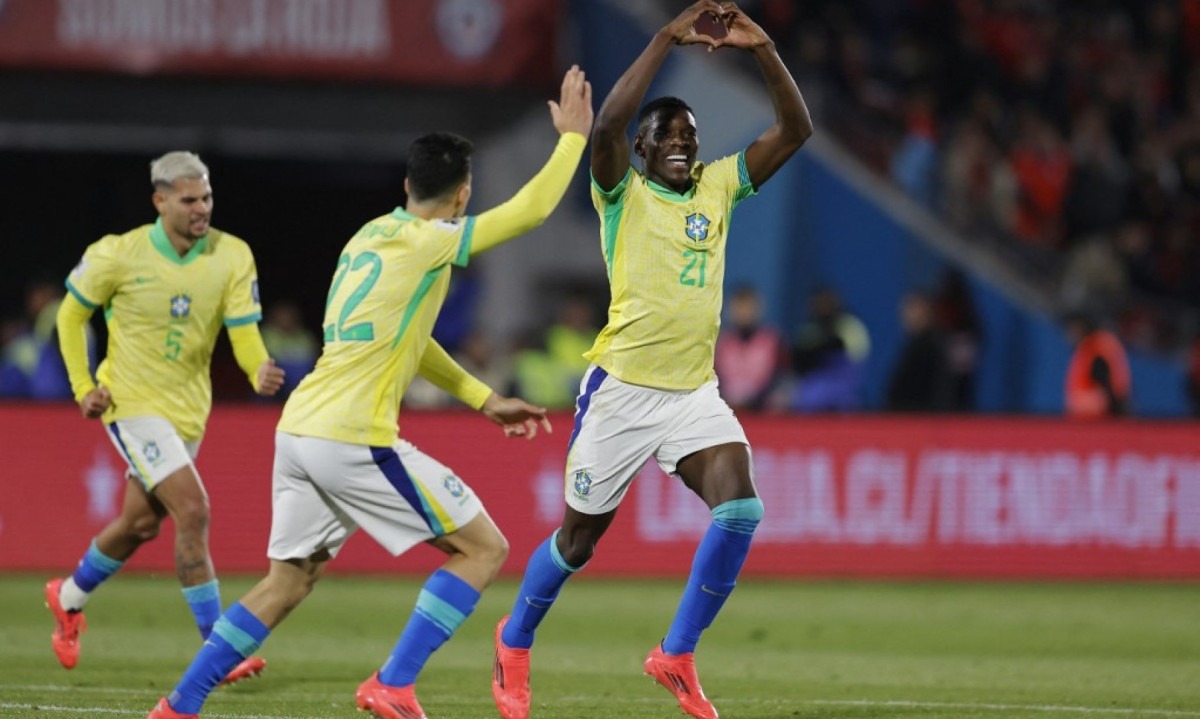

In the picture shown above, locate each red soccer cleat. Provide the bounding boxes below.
[355,673,427,719]
[44,578,86,669]
[644,644,719,719]
[491,615,532,719]
[146,697,197,719]
[218,655,266,686]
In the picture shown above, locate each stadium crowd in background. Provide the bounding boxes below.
[745,0,1200,354]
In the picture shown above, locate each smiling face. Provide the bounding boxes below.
[634,107,699,193]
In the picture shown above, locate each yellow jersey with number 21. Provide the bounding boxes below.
[586,151,756,391]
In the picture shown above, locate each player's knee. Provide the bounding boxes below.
[712,497,764,534]
[125,514,164,543]
[170,498,212,534]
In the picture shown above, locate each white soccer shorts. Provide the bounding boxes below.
[105,415,201,490]
[563,365,749,515]
[268,432,483,561]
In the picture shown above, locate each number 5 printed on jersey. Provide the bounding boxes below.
[324,251,382,342]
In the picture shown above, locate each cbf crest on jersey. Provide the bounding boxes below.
[685,213,711,243]
[170,294,192,319]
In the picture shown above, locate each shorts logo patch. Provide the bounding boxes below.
[170,293,192,319]
[685,213,711,243]
[143,441,162,464]
[572,470,593,501]
[442,474,465,498]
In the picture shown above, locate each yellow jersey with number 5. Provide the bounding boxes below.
[277,208,473,446]
[64,218,262,441]
[586,152,756,390]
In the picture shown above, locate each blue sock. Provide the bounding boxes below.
[169,602,270,714]
[182,580,222,639]
[502,530,584,649]
[71,540,124,592]
[378,569,480,687]
[662,498,763,655]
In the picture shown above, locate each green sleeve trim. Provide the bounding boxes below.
[454,216,474,268]
[590,167,631,204]
[731,150,758,209]
[602,201,624,282]
[224,313,262,328]
[64,280,98,311]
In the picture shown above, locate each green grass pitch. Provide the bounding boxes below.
[2,573,1198,718]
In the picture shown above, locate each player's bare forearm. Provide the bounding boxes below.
[742,25,812,186]
[592,1,722,188]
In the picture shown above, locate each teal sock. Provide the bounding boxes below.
[70,540,123,592]
[378,569,480,687]
[662,498,763,655]
[169,602,269,714]
[182,580,222,639]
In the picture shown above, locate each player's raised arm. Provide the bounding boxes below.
[715,3,813,188]
[468,65,593,255]
[591,1,723,191]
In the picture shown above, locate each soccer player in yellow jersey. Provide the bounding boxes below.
[145,65,593,719]
[493,4,813,719]
[45,151,284,686]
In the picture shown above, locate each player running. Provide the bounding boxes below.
[145,64,593,719]
[492,4,812,718]
[47,151,284,684]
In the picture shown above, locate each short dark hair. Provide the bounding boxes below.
[406,132,474,202]
[636,96,694,135]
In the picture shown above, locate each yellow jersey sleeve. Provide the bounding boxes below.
[221,240,263,328]
[65,235,121,310]
[56,293,97,401]
[469,132,587,254]
[418,339,492,410]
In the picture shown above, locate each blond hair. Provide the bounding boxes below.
[150,151,209,190]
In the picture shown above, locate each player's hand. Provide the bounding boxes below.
[481,393,552,440]
[711,3,771,50]
[256,358,286,397]
[80,386,112,419]
[664,0,724,47]
[550,64,594,137]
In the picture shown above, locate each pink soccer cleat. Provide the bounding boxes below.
[218,655,266,686]
[491,615,532,719]
[355,672,427,719]
[644,644,719,719]
[44,578,86,669]
[146,697,197,719]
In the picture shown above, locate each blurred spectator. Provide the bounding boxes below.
[789,286,869,412]
[890,88,939,208]
[714,285,788,411]
[0,277,79,399]
[544,293,598,393]
[1063,310,1131,419]
[510,294,600,411]
[886,290,952,412]
[932,268,982,411]
[259,300,318,399]
[1007,106,1072,248]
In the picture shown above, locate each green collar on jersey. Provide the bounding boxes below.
[150,217,209,265]
[390,207,416,221]
[644,175,697,201]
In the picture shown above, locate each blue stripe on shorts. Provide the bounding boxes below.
[369,446,436,532]
[566,366,608,454]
